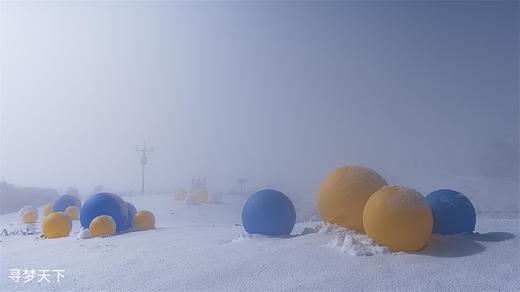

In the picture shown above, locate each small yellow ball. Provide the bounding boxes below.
[318,165,387,233]
[195,190,208,203]
[65,205,80,220]
[363,185,433,252]
[175,188,187,200]
[43,203,54,217]
[22,210,38,224]
[89,215,116,237]
[133,210,155,231]
[42,212,72,239]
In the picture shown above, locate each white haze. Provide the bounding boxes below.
[0,2,518,208]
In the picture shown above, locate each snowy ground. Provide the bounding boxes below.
[1,193,519,292]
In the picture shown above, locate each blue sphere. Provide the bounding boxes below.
[80,193,128,232]
[242,189,296,236]
[426,189,476,235]
[53,194,81,212]
[123,202,137,230]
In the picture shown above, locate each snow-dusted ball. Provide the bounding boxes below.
[426,189,476,235]
[89,215,116,237]
[80,192,128,232]
[53,194,81,212]
[19,206,38,224]
[133,210,155,231]
[318,165,387,233]
[242,189,296,236]
[42,212,72,239]
[65,205,80,220]
[363,186,433,252]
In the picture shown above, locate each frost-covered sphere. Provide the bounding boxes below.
[363,186,433,252]
[89,215,116,237]
[426,189,476,235]
[19,206,38,224]
[80,193,128,232]
[133,210,156,231]
[42,212,72,239]
[242,189,295,236]
[318,165,387,233]
[53,194,81,212]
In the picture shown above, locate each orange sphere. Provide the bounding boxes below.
[21,209,38,224]
[363,185,433,252]
[89,215,116,237]
[133,210,155,231]
[65,205,80,220]
[42,212,72,239]
[318,165,387,232]
[175,188,187,200]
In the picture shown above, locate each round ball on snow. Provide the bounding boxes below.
[318,165,387,233]
[242,189,295,236]
[426,189,476,235]
[363,185,433,252]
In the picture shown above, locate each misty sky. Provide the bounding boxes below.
[1,1,518,195]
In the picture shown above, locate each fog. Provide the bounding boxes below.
[1,1,518,203]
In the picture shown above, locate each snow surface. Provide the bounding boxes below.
[1,193,519,291]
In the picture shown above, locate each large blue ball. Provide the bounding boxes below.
[242,189,296,236]
[53,194,81,212]
[80,193,128,232]
[426,189,476,235]
[123,202,137,230]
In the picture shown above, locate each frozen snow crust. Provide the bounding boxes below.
[1,193,518,291]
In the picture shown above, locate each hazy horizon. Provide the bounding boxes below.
[1,1,518,197]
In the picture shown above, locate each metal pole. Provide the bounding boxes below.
[136,141,154,196]
[141,164,145,195]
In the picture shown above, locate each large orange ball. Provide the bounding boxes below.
[363,185,433,252]
[42,212,72,239]
[318,165,387,232]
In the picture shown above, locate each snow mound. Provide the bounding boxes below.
[321,223,391,256]
[230,233,253,243]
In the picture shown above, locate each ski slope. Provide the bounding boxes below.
[1,193,519,291]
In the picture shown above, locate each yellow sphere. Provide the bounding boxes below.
[42,212,72,239]
[318,165,387,233]
[89,215,116,237]
[175,188,187,200]
[133,210,155,231]
[43,203,54,217]
[22,209,38,224]
[195,190,208,203]
[363,185,433,252]
[65,205,80,220]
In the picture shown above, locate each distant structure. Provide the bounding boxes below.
[191,178,207,192]
[135,141,154,195]
[236,178,247,195]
